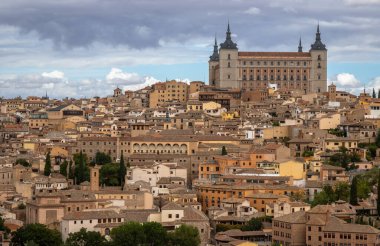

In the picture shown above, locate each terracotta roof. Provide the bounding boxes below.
[274,210,307,223]
[181,206,208,221]
[63,210,123,220]
[161,202,183,210]
[324,216,380,234]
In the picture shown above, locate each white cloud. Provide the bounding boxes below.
[367,76,380,89]
[41,70,65,79]
[0,68,160,99]
[329,73,361,88]
[244,7,261,15]
[106,68,143,84]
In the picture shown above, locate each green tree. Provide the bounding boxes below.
[0,216,10,239]
[377,169,380,217]
[142,222,168,246]
[74,151,90,185]
[378,89,380,99]
[94,152,112,165]
[221,146,227,155]
[241,218,263,231]
[216,224,242,232]
[312,184,336,206]
[367,144,378,158]
[302,150,314,157]
[168,224,200,246]
[118,152,126,187]
[11,223,62,246]
[100,163,120,186]
[376,129,380,147]
[350,176,358,205]
[328,128,345,137]
[110,222,145,246]
[60,160,68,177]
[65,228,107,246]
[15,159,30,167]
[357,176,371,199]
[26,241,39,246]
[373,88,376,98]
[335,182,350,201]
[44,151,52,176]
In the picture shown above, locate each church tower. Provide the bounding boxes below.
[90,166,100,191]
[208,36,219,87]
[309,23,327,93]
[328,83,337,101]
[298,37,303,52]
[218,22,239,89]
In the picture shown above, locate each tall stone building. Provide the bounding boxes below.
[209,22,327,93]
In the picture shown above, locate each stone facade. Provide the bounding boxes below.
[209,23,327,93]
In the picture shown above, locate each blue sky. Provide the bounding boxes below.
[0,0,380,98]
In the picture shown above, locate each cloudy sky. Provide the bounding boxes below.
[0,0,380,98]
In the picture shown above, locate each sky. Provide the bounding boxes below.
[0,0,380,99]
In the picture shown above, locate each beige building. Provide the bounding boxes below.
[149,80,189,108]
[209,23,327,93]
[273,202,380,246]
[73,136,130,162]
[273,201,310,218]
[60,210,125,241]
[127,162,187,187]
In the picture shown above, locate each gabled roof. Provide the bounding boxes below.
[161,202,183,211]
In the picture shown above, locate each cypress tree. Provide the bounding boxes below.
[377,169,380,217]
[75,151,85,184]
[118,152,126,187]
[378,89,380,99]
[350,176,358,205]
[221,146,227,155]
[373,88,376,98]
[59,160,68,177]
[44,151,51,176]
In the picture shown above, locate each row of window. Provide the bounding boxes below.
[273,221,291,229]
[239,60,310,67]
[273,230,291,238]
[73,218,122,224]
[242,75,308,81]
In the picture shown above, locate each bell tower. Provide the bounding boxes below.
[218,22,239,89]
[209,36,219,87]
[90,166,100,191]
[309,23,327,93]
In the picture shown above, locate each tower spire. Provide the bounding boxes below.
[310,22,326,51]
[220,21,237,50]
[209,34,219,61]
[317,21,320,34]
[298,37,303,52]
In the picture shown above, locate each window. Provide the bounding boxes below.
[176,214,179,218]
[168,214,172,218]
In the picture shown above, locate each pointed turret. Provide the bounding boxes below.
[220,21,237,49]
[310,23,326,50]
[209,35,219,61]
[298,37,303,52]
